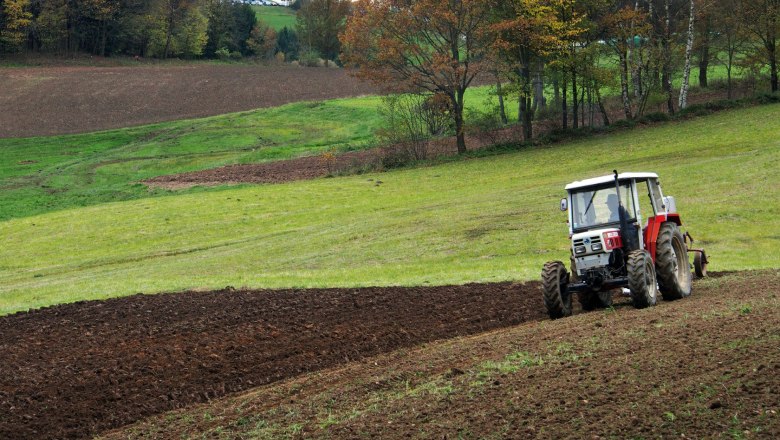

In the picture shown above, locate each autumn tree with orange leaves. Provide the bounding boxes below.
[340,0,496,153]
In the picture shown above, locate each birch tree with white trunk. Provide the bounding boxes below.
[679,0,696,109]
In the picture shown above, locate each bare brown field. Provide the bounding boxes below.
[105,271,778,440]
[2,272,778,439]
[0,64,376,138]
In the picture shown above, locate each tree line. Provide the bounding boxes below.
[341,0,779,152]
[0,0,350,61]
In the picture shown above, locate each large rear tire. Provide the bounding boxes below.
[577,290,614,311]
[628,250,658,309]
[542,261,572,319]
[656,223,692,300]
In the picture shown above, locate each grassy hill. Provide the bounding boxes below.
[1,104,778,315]
[252,5,297,30]
[0,87,510,221]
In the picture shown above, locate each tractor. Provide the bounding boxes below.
[542,171,708,319]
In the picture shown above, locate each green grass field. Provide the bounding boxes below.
[252,5,297,31]
[1,104,778,315]
[0,87,513,222]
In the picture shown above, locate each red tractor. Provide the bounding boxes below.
[542,171,708,319]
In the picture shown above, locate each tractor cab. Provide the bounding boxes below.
[541,171,708,320]
[564,172,673,264]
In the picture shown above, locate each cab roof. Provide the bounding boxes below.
[564,172,659,191]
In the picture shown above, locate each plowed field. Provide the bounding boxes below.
[3,272,778,440]
[0,65,376,138]
[0,282,543,439]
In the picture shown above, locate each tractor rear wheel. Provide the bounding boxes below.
[656,223,692,300]
[627,250,658,309]
[542,261,572,319]
[577,290,614,311]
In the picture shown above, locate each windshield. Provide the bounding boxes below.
[570,183,635,231]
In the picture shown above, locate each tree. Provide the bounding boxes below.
[603,5,650,119]
[247,19,277,59]
[739,0,779,92]
[276,26,300,60]
[341,0,496,153]
[296,0,350,61]
[0,0,31,52]
[493,0,578,138]
[713,0,746,98]
[81,0,119,56]
[204,0,256,58]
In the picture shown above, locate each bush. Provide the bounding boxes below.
[639,112,670,124]
[376,93,453,167]
[298,49,322,67]
[756,92,780,104]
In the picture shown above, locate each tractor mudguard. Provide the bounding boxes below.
[644,213,682,261]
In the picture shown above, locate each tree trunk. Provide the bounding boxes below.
[679,0,695,109]
[769,39,778,92]
[522,65,533,140]
[631,0,642,98]
[164,17,175,59]
[533,64,546,112]
[495,73,508,125]
[619,49,633,120]
[595,86,610,127]
[572,67,579,129]
[454,89,466,154]
[561,74,568,129]
[698,16,710,88]
[663,0,675,115]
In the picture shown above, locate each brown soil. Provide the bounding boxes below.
[104,270,780,440]
[0,281,544,439]
[0,64,376,138]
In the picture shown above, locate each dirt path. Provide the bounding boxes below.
[0,281,544,439]
[0,65,376,138]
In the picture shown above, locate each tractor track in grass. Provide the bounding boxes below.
[0,281,545,439]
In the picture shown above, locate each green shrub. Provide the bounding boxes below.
[639,112,670,123]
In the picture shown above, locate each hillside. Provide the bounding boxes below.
[0,105,778,315]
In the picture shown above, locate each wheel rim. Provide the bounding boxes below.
[672,236,686,282]
[645,259,657,300]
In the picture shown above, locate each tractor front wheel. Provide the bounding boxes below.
[542,261,572,319]
[656,223,692,301]
[627,250,658,309]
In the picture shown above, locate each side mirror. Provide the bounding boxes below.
[560,198,568,211]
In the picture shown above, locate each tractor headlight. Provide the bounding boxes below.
[591,243,603,252]
[575,246,587,255]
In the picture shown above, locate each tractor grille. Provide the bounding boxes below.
[573,236,602,247]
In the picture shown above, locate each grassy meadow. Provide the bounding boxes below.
[2,104,778,315]
[0,87,512,221]
[252,5,297,31]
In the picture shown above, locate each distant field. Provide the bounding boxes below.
[0,64,375,137]
[1,105,777,315]
[252,5,296,30]
[0,86,509,221]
